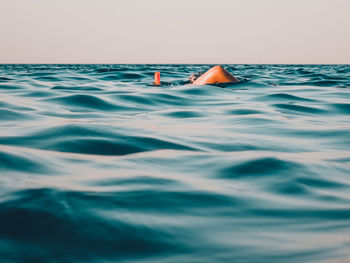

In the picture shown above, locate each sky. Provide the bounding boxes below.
[0,0,349,64]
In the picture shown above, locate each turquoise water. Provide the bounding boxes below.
[0,64,349,263]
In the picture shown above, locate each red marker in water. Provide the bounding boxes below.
[154,71,161,85]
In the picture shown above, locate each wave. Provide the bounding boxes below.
[272,103,327,114]
[0,124,199,156]
[0,150,50,174]
[261,93,317,102]
[51,85,103,91]
[45,94,121,111]
[0,109,36,121]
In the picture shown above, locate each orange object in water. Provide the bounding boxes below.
[154,72,161,85]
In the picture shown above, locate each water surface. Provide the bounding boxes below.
[0,64,350,263]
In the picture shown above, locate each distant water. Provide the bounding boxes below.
[0,64,350,263]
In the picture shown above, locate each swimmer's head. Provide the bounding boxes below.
[189,72,203,84]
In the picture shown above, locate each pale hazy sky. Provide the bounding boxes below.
[0,0,349,64]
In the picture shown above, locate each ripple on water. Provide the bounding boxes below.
[161,110,205,118]
[0,77,13,81]
[51,85,104,91]
[0,188,185,262]
[261,93,318,102]
[0,109,36,121]
[226,108,264,115]
[0,124,200,155]
[219,157,302,178]
[0,84,24,90]
[328,103,350,114]
[0,150,50,174]
[273,103,328,114]
[45,94,121,111]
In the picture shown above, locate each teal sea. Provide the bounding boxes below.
[0,64,350,263]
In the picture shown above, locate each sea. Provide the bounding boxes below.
[0,64,349,263]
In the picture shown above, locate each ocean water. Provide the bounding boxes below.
[0,64,349,263]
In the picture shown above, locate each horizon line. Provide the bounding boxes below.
[1,63,349,65]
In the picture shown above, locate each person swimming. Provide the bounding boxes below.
[154,65,239,86]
